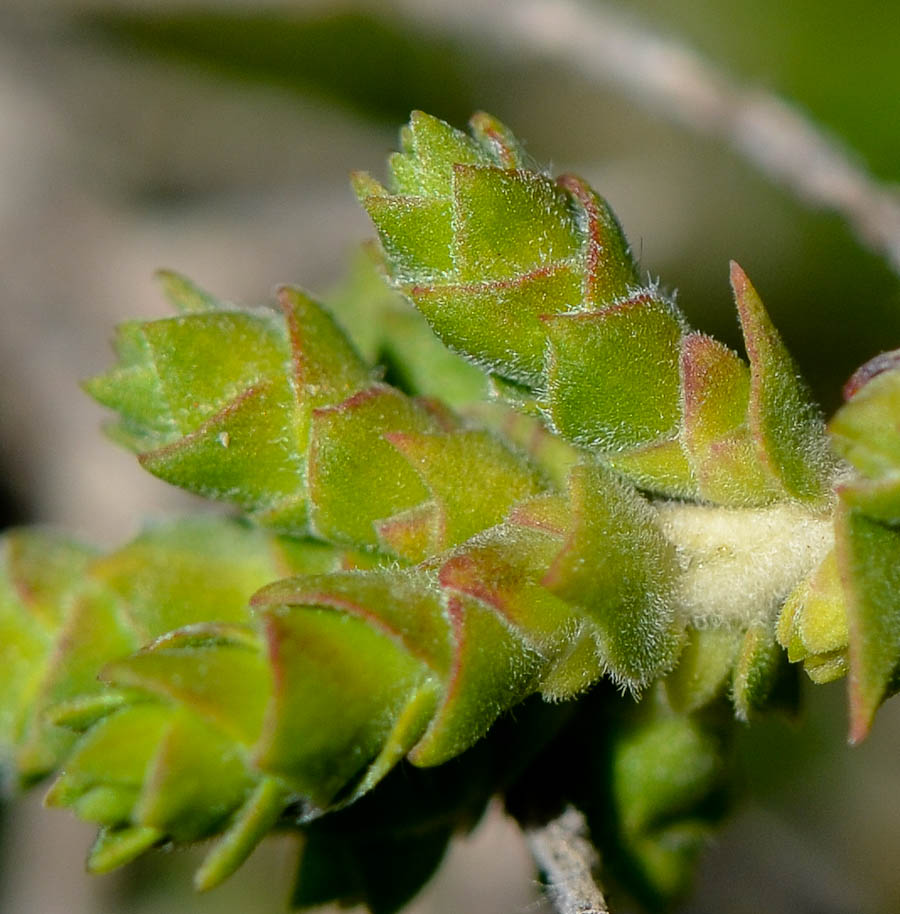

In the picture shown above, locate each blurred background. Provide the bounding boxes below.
[1,1,899,912]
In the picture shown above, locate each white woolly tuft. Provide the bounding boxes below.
[655,501,833,629]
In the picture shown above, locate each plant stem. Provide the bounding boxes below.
[525,807,609,914]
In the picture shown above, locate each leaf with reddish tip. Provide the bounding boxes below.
[681,332,777,505]
[435,522,606,702]
[256,604,435,805]
[308,385,440,546]
[387,428,544,549]
[556,173,637,306]
[452,165,581,282]
[409,265,582,385]
[468,111,527,168]
[438,525,572,653]
[731,262,832,503]
[842,348,900,400]
[409,593,545,767]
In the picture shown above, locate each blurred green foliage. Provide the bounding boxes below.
[81,8,475,125]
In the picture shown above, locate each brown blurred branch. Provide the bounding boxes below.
[398,0,900,277]
[525,808,609,914]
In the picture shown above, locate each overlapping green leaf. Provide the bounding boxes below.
[828,354,900,737]
[14,108,900,914]
[359,112,834,508]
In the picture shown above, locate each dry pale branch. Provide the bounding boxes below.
[525,808,609,914]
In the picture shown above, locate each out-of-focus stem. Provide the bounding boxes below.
[525,807,609,914]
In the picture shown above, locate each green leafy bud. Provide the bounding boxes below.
[571,693,729,908]
[18,107,900,912]
[360,112,834,506]
[1,518,372,886]
[87,277,555,560]
[85,283,371,530]
[777,550,849,684]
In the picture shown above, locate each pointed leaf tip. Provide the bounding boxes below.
[155,270,220,314]
[730,262,832,503]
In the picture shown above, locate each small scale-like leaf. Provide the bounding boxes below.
[555,173,637,306]
[156,269,220,314]
[102,640,270,746]
[87,825,164,874]
[836,503,900,741]
[256,604,435,805]
[409,593,545,767]
[194,777,288,892]
[452,165,581,282]
[666,627,742,713]
[409,265,583,384]
[308,386,439,546]
[681,332,777,505]
[388,428,545,549]
[732,622,796,720]
[543,292,686,452]
[133,707,253,842]
[544,462,681,688]
[731,263,832,503]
